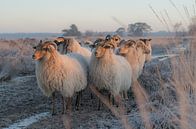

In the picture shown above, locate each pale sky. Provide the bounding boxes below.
[0,0,194,33]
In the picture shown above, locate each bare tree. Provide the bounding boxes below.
[116,27,126,37]
[188,17,196,36]
[127,22,152,37]
[62,24,81,36]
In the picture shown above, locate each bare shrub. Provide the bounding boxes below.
[0,39,37,81]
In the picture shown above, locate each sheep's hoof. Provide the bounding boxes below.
[52,112,56,116]
[75,108,79,111]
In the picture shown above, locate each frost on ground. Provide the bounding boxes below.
[2,112,49,129]
[0,39,195,129]
[0,55,175,129]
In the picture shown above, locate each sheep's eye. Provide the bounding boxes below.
[42,48,48,51]
[33,46,37,49]
[115,39,118,41]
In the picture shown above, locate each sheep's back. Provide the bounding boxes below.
[35,53,88,97]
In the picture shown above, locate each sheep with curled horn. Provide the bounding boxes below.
[118,39,150,82]
[139,38,152,62]
[54,37,91,63]
[89,37,105,51]
[54,37,73,54]
[33,40,88,114]
[89,38,132,107]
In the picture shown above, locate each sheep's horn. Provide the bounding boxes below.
[44,41,58,50]
[39,40,43,44]
[105,35,111,40]
[50,42,58,50]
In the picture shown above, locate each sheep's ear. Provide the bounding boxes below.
[148,39,152,41]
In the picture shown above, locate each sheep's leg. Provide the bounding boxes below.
[52,92,56,115]
[108,93,113,105]
[78,91,82,109]
[123,91,128,100]
[75,93,79,110]
[90,93,93,99]
[98,99,101,110]
[114,94,123,107]
[62,96,65,114]
[66,97,72,112]
[75,91,82,110]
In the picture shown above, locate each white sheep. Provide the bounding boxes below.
[89,39,132,105]
[136,40,151,76]
[118,39,150,82]
[54,37,91,63]
[139,38,152,62]
[33,41,88,114]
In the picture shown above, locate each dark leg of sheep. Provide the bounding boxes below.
[52,92,56,115]
[75,91,82,110]
[90,93,93,99]
[62,96,65,114]
[108,93,113,105]
[98,99,101,110]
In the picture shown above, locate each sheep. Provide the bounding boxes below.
[54,37,91,63]
[89,38,132,106]
[136,40,151,76]
[111,34,122,48]
[32,40,88,114]
[89,37,105,51]
[118,39,150,82]
[53,37,71,54]
[139,38,152,62]
[90,35,121,51]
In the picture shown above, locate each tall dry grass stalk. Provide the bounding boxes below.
[89,85,133,129]
[132,81,152,129]
[169,38,196,129]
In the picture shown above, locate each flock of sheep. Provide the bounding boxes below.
[32,35,152,115]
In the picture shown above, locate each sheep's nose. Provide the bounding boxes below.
[32,55,35,59]
[94,51,98,55]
